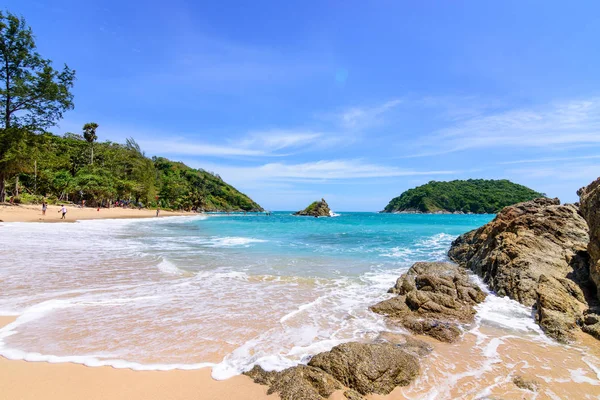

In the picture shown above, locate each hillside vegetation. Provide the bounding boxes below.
[382,179,543,214]
[9,133,263,211]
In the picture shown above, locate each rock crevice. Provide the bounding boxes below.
[448,196,599,342]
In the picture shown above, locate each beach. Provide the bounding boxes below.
[0,316,272,400]
[0,204,192,223]
[1,213,599,399]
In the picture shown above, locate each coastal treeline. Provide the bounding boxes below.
[0,11,261,211]
[16,133,262,210]
[383,179,544,214]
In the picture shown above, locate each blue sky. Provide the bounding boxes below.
[8,0,600,211]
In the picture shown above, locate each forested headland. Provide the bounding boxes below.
[382,179,544,214]
[0,11,262,211]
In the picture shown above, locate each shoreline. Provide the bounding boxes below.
[0,316,273,400]
[0,203,195,223]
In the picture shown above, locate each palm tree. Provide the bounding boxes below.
[83,122,99,164]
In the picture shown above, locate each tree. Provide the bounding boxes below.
[0,11,76,201]
[83,122,98,164]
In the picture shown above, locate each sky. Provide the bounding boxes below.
[7,0,600,211]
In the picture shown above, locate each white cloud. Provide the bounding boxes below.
[235,130,343,152]
[338,99,403,129]
[196,159,459,183]
[506,162,600,182]
[422,98,600,153]
[138,140,266,157]
[499,154,600,165]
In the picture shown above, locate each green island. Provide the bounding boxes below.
[294,198,332,217]
[0,11,261,212]
[382,179,544,214]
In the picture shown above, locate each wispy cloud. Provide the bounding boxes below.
[338,99,403,129]
[138,140,267,157]
[418,98,600,154]
[499,154,600,165]
[506,162,600,182]
[196,159,459,183]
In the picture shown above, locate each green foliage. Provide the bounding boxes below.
[82,123,98,144]
[304,201,319,213]
[0,11,76,201]
[8,133,263,211]
[0,11,76,130]
[382,179,544,214]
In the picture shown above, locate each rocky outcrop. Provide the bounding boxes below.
[448,198,597,342]
[309,342,419,395]
[245,364,343,400]
[294,198,331,217]
[244,342,422,399]
[578,177,600,299]
[370,262,486,342]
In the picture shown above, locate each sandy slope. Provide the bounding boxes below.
[0,204,192,223]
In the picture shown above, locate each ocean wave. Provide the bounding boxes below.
[206,236,267,247]
[156,259,185,275]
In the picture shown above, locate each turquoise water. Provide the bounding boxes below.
[0,212,495,377]
[131,212,494,278]
[3,212,600,397]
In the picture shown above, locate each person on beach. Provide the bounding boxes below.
[42,202,47,216]
[58,205,67,219]
[156,206,160,217]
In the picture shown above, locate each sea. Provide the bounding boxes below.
[1,212,599,399]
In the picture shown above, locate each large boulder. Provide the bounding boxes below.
[308,342,419,395]
[448,198,597,342]
[370,262,486,342]
[578,177,600,299]
[244,342,421,399]
[449,198,589,306]
[294,198,332,217]
[245,364,343,400]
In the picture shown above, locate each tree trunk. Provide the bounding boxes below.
[91,145,94,165]
[14,175,19,197]
[0,172,5,203]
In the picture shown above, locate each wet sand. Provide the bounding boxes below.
[0,316,273,400]
[2,314,600,399]
[0,204,192,222]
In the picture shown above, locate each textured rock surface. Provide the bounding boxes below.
[244,364,343,400]
[370,262,486,342]
[448,197,597,342]
[308,342,419,395]
[578,177,600,299]
[244,342,421,399]
[449,198,589,306]
[535,274,585,343]
[375,332,434,357]
[294,198,332,217]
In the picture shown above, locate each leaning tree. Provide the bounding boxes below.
[83,122,98,164]
[0,11,75,201]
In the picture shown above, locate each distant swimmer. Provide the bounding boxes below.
[58,205,67,219]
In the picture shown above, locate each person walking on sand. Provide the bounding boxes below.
[156,206,160,217]
[42,202,47,216]
[58,205,67,220]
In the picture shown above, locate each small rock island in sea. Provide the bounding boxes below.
[294,198,332,217]
[382,179,543,214]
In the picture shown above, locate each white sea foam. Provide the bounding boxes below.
[207,236,267,247]
[156,259,184,275]
[474,288,546,336]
